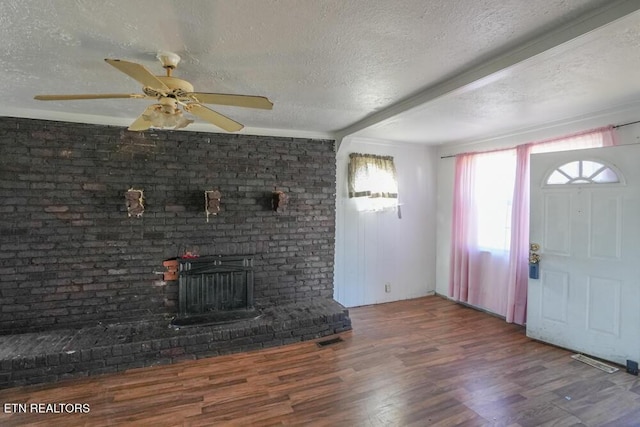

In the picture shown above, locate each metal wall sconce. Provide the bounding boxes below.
[272,190,288,212]
[126,188,144,217]
[205,190,221,221]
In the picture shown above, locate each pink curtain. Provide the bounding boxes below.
[449,154,474,302]
[505,144,531,324]
[530,125,618,153]
[450,152,513,314]
[602,125,618,147]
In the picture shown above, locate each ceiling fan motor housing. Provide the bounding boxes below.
[143,77,194,99]
[158,76,194,94]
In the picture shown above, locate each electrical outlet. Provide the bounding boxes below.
[385,283,391,293]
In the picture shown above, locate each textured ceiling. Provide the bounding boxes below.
[352,8,640,144]
[1,0,638,143]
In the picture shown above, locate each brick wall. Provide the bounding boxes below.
[0,117,337,333]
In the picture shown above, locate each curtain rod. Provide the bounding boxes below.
[613,119,640,129]
[440,121,639,159]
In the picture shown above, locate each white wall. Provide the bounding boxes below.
[334,137,437,307]
[435,116,640,297]
[615,122,640,146]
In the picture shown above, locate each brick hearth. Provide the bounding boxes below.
[0,299,350,389]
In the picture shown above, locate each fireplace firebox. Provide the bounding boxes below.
[172,255,256,326]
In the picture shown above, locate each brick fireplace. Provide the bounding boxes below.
[0,117,351,388]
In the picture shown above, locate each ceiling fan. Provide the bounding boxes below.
[34,52,273,132]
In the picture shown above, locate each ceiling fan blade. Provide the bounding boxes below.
[34,93,146,101]
[127,106,155,131]
[185,103,244,132]
[188,93,273,110]
[105,59,169,91]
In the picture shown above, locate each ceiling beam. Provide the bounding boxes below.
[335,0,640,152]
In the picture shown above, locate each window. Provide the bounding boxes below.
[348,153,398,211]
[473,150,516,251]
[546,160,620,185]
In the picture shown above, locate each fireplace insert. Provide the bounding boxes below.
[171,255,257,327]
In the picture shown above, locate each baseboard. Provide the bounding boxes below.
[434,292,507,321]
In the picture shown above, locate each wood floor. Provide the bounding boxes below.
[1,296,639,426]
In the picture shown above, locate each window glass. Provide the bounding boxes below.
[559,161,580,177]
[348,153,399,211]
[473,150,516,251]
[592,168,619,183]
[547,170,569,184]
[582,160,604,177]
[546,160,619,185]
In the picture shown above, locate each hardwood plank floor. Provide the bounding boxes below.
[0,296,639,426]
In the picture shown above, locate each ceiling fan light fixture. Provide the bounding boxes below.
[143,104,193,130]
[174,113,194,130]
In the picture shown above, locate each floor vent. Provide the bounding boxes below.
[571,354,619,373]
[316,336,343,347]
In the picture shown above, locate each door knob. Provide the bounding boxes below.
[529,243,540,279]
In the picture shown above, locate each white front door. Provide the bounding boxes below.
[527,144,640,366]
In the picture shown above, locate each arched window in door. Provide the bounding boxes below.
[545,160,621,185]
